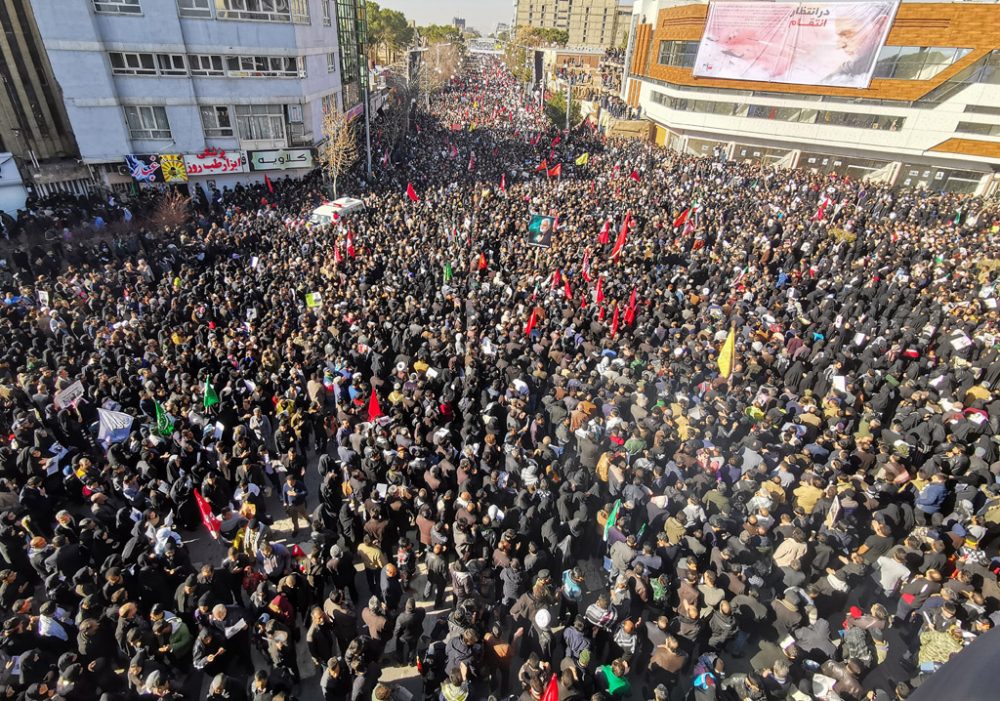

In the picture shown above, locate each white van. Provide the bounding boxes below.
[309,197,365,226]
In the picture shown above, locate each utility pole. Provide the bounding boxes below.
[565,74,571,134]
[360,0,373,178]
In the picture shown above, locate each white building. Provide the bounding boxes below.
[623,0,1000,195]
[30,0,359,192]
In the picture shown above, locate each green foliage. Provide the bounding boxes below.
[367,2,414,63]
[535,28,569,45]
[502,25,571,82]
[544,89,581,129]
[419,23,464,45]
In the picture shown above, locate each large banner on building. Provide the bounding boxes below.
[693,1,899,89]
[124,154,161,183]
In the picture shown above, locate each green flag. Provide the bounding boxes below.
[603,499,621,542]
[155,401,173,436]
[203,378,219,409]
[443,262,453,283]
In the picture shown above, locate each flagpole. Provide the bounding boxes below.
[726,320,736,392]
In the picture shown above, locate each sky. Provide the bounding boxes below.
[374,0,513,35]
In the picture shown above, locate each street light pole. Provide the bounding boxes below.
[363,78,373,178]
[565,75,571,134]
[359,0,372,178]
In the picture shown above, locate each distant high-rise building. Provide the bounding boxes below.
[515,0,626,48]
[453,17,466,31]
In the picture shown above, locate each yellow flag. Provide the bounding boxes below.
[575,152,589,166]
[718,326,736,378]
[469,123,476,132]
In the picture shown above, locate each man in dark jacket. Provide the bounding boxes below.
[392,597,426,665]
[306,607,338,669]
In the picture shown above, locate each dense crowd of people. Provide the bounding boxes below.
[0,53,999,701]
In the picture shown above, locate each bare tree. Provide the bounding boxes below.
[319,107,359,198]
[149,189,190,233]
[420,42,462,95]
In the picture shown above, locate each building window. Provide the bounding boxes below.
[955,121,1000,137]
[109,52,187,76]
[649,90,904,131]
[322,0,331,26]
[109,52,157,75]
[200,105,234,137]
[965,104,1000,116]
[225,55,301,77]
[657,41,697,68]
[322,94,338,113]
[872,46,971,80]
[94,0,141,14]
[234,104,285,141]
[973,50,1000,85]
[189,54,225,76]
[178,0,212,17]
[327,52,337,73]
[157,54,188,75]
[124,105,171,139]
[215,0,308,23]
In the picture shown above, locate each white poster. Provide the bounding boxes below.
[694,1,899,88]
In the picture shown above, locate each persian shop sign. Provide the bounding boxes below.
[247,148,315,171]
[184,148,249,175]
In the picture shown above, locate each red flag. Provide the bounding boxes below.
[551,135,561,146]
[346,231,356,257]
[547,163,562,178]
[381,151,390,168]
[468,151,476,172]
[193,489,220,540]
[625,288,638,325]
[612,212,631,259]
[367,387,383,422]
[581,249,592,282]
[611,303,620,338]
[629,170,640,182]
[812,197,831,221]
[673,208,691,228]
[596,276,605,303]
[449,143,458,158]
[478,252,487,271]
[598,219,610,245]
[406,183,420,202]
[500,174,507,192]
[564,278,572,300]
[552,269,562,288]
[334,244,343,264]
[535,159,548,173]
[541,673,559,701]
[524,308,537,337]
[598,304,606,321]
[263,174,274,194]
